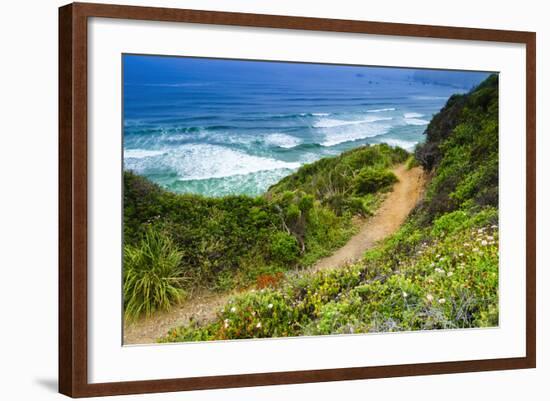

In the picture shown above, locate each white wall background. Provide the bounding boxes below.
[0,0,546,399]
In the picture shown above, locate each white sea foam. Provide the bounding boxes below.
[126,143,301,181]
[124,149,166,159]
[380,138,418,150]
[403,112,424,118]
[404,117,430,126]
[264,133,301,149]
[311,112,330,116]
[314,116,392,128]
[320,124,390,147]
[366,107,396,113]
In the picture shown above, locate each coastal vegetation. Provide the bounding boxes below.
[124,74,500,340]
[123,144,407,320]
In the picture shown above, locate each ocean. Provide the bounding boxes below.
[123,56,488,197]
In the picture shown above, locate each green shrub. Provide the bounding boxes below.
[123,227,185,320]
[353,168,397,195]
[270,232,300,264]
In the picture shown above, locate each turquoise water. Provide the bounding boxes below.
[123,56,488,196]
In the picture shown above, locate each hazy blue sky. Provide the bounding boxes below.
[123,55,491,89]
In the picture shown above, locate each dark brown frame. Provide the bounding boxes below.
[59,2,536,397]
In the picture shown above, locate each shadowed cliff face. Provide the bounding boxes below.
[414,74,499,223]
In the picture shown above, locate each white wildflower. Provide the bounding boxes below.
[256,322,262,329]
[402,291,408,298]
[438,298,446,304]
[473,247,479,252]
[481,240,488,246]
[224,319,230,328]
[426,294,434,302]
[230,306,236,313]
[268,303,273,309]
[447,271,454,277]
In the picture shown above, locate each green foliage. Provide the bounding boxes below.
[270,232,300,264]
[353,167,397,195]
[405,155,418,170]
[415,74,499,223]
[123,227,185,320]
[269,144,407,202]
[161,209,499,342]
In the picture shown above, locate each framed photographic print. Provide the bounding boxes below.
[58,2,536,397]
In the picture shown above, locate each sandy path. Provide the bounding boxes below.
[124,164,425,345]
[124,290,237,345]
[311,165,425,271]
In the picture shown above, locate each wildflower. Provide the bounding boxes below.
[438,298,446,304]
[224,319,230,329]
[230,307,236,313]
[256,322,262,329]
[464,243,470,247]
[487,236,494,241]
[268,303,273,309]
[447,271,453,277]
[477,228,484,233]
[481,240,488,246]
[430,262,435,267]
[435,267,445,274]
[459,253,464,257]
[473,247,479,252]
[402,291,408,298]
[251,311,256,316]
[427,278,434,284]
[426,294,434,302]
[436,254,440,258]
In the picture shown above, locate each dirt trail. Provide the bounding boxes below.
[311,165,425,272]
[124,164,425,345]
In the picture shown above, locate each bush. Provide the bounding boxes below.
[353,168,397,195]
[123,227,185,320]
[270,232,300,264]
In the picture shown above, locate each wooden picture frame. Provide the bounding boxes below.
[59,2,536,397]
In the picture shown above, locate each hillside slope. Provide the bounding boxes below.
[123,144,407,320]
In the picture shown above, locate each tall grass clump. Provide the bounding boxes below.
[124,227,185,320]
